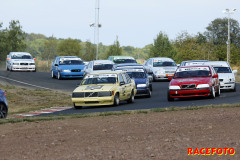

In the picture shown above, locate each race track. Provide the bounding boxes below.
[0,70,240,115]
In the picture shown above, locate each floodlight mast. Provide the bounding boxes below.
[223,8,236,63]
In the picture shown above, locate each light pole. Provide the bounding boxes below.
[223,8,236,63]
[90,0,101,60]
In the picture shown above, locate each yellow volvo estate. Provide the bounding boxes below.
[72,71,137,109]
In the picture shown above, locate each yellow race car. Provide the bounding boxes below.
[72,71,137,109]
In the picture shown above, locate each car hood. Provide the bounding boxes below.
[132,78,147,85]
[152,66,177,72]
[11,59,35,63]
[59,65,85,70]
[218,73,235,79]
[73,84,115,92]
[170,77,211,86]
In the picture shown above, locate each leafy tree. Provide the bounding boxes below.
[57,38,82,57]
[149,32,176,58]
[105,37,122,58]
[42,36,57,60]
[0,20,26,60]
[205,18,240,46]
[82,41,95,61]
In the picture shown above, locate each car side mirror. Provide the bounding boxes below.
[213,74,218,78]
[120,81,125,86]
[168,77,173,81]
[232,70,238,74]
[55,64,58,66]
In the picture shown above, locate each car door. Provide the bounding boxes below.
[211,66,219,90]
[53,58,59,75]
[122,73,132,98]
[118,73,127,100]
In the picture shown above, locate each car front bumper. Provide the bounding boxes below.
[220,82,235,90]
[136,87,149,96]
[60,72,84,78]
[154,73,174,80]
[168,88,211,98]
[11,65,36,71]
[72,96,114,106]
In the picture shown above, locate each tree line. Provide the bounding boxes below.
[0,18,240,65]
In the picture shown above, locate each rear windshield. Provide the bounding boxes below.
[113,59,137,64]
[153,61,176,67]
[11,54,32,59]
[93,64,113,70]
[214,67,232,73]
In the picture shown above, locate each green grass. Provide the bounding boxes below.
[1,103,240,125]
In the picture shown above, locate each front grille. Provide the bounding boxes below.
[85,92,98,97]
[20,63,28,65]
[72,91,111,98]
[181,84,196,89]
[71,69,81,72]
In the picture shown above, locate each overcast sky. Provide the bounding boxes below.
[0,0,239,48]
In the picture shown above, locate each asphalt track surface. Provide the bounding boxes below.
[0,70,240,116]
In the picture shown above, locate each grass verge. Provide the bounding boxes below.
[1,103,240,125]
[0,83,72,115]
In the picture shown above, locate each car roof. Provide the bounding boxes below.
[88,70,124,74]
[203,61,229,67]
[10,52,31,55]
[110,56,135,59]
[151,57,175,62]
[92,60,114,64]
[114,63,142,67]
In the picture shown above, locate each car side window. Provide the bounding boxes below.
[122,73,129,84]
[118,73,124,83]
[124,73,131,83]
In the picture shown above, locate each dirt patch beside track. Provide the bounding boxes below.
[1,107,240,159]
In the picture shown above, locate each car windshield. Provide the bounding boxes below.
[113,59,137,64]
[93,64,113,70]
[127,72,146,78]
[81,77,117,85]
[153,61,176,67]
[214,67,232,73]
[11,54,32,59]
[59,60,83,65]
[174,70,211,78]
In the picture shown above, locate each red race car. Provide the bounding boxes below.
[168,65,220,101]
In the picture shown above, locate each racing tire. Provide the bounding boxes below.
[209,86,215,99]
[146,89,152,98]
[51,71,56,79]
[74,103,82,109]
[127,91,134,103]
[150,85,153,91]
[57,72,62,80]
[167,92,174,101]
[232,84,236,92]
[0,103,8,119]
[6,65,9,71]
[216,85,220,97]
[114,93,120,106]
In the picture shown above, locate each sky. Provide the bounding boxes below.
[0,0,239,48]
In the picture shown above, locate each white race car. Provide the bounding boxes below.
[6,52,36,72]
[203,61,237,91]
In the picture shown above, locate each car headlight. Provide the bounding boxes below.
[169,85,181,90]
[137,84,147,88]
[62,69,71,72]
[154,71,164,74]
[196,84,210,88]
[12,63,19,65]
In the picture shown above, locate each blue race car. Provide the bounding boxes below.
[115,67,152,98]
[51,56,85,80]
[0,89,8,118]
